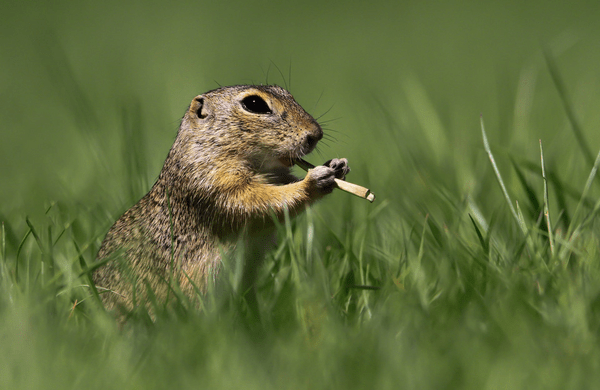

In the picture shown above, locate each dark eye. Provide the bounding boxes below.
[241,95,272,114]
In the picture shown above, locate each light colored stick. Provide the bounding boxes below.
[295,158,375,203]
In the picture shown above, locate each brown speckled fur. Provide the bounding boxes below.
[94,85,349,312]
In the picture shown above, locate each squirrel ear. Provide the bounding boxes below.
[190,96,207,119]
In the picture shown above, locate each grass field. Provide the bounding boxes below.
[2,1,600,388]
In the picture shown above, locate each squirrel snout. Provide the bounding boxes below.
[304,125,323,151]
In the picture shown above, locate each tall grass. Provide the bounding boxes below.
[4,84,600,389]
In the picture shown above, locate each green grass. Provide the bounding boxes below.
[3,1,600,389]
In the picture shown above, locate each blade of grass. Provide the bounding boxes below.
[411,214,429,310]
[579,195,600,231]
[521,160,576,230]
[73,238,103,306]
[481,115,527,236]
[510,156,541,217]
[520,160,593,208]
[25,217,44,255]
[562,148,600,258]
[402,74,448,162]
[0,214,20,251]
[568,148,600,235]
[15,228,32,283]
[515,200,544,268]
[0,222,8,293]
[539,140,555,256]
[25,217,50,284]
[1,222,5,264]
[467,195,488,232]
[543,47,596,170]
[469,214,489,253]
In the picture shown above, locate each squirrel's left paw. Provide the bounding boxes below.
[324,158,350,180]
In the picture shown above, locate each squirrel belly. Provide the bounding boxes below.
[94,85,350,312]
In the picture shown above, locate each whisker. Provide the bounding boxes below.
[311,90,325,113]
[315,104,336,121]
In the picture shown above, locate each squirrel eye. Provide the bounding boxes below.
[241,95,272,114]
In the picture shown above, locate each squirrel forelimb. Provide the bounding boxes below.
[295,158,375,203]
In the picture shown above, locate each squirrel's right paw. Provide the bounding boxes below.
[306,165,337,195]
[324,158,350,180]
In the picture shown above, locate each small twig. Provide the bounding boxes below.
[295,158,375,203]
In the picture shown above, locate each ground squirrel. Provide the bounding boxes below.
[94,85,349,312]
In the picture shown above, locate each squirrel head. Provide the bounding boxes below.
[181,85,323,171]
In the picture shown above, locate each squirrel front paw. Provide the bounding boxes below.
[324,158,350,180]
[305,158,350,196]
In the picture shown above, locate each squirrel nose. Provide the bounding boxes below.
[305,125,323,150]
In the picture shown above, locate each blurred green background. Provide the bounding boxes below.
[3,0,600,215]
[3,0,600,389]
